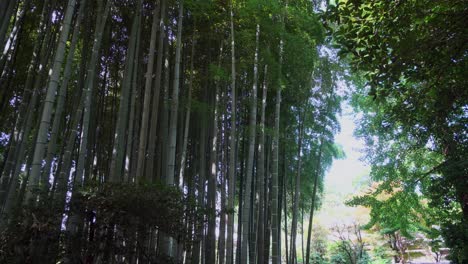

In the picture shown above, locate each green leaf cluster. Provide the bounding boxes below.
[327,0,468,260]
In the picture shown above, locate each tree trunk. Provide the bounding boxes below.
[226,4,237,264]
[163,1,183,258]
[0,0,50,190]
[264,140,272,264]
[0,0,17,53]
[159,37,170,183]
[42,0,86,185]
[283,170,289,264]
[237,112,248,264]
[241,23,259,264]
[0,0,30,77]
[73,0,109,188]
[305,140,324,264]
[179,34,195,189]
[193,112,207,264]
[218,122,227,264]
[290,113,304,264]
[125,11,142,182]
[166,0,184,185]
[305,89,333,264]
[135,1,160,181]
[302,207,305,263]
[27,0,77,203]
[206,42,222,264]
[271,30,283,264]
[145,0,166,180]
[109,3,141,183]
[256,64,268,264]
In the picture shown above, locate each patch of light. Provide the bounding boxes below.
[316,99,371,228]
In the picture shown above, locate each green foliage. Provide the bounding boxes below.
[327,0,468,260]
[310,252,328,264]
[309,225,329,264]
[441,220,468,263]
[0,183,194,264]
[0,198,63,263]
[282,53,344,214]
[347,189,424,238]
[78,182,192,237]
[329,246,347,264]
[370,246,391,264]
[329,242,370,264]
[0,0,366,262]
[328,224,369,264]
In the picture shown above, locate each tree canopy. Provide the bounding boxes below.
[328,0,468,261]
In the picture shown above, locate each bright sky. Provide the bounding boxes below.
[327,103,369,195]
[316,101,371,227]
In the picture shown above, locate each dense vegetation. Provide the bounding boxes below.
[0,0,466,263]
[328,0,468,262]
[0,0,341,263]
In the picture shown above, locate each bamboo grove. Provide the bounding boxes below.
[0,0,344,263]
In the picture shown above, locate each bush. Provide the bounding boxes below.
[0,182,198,263]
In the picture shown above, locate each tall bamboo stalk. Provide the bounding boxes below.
[109,2,141,183]
[226,4,237,264]
[241,23,259,264]
[27,0,77,203]
[135,1,160,181]
[75,0,110,185]
[145,0,167,179]
[42,0,86,186]
[166,0,184,185]
[256,64,268,264]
